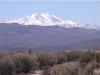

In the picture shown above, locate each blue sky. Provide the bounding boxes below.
[0,0,100,24]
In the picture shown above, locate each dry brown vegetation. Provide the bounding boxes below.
[50,62,99,75]
[0,50,100,75]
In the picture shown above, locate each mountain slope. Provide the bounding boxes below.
[0,23,99,51]
[66,38,100,50]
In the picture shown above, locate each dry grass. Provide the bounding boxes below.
[51,62,79,75]
[50,61,100,75]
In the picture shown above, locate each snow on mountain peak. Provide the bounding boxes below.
[0,13,97,29]
[1,13,64,26]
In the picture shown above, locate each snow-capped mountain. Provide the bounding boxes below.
[0,13,99,51]
[1,13,63,25]
[0,13,98,29]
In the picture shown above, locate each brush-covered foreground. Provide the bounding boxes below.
[0,50,100,75]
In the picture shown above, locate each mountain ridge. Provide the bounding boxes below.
[0,13,99,29]
[0,23,99,51]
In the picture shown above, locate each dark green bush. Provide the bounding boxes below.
[37,53,57,69]
[80,51,96,66]
[95,53,100,63]
[14,54,39,73]
[0,57,16,75]
[56,54,67,64]
[13,57,23,74]
[21,56,38,73]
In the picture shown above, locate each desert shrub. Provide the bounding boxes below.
[13,53,39,74]
[0,52,11,58]
[37,53,57,69]
[42,67,51,75]
[20,56,35,73]
[13,57,23,74]
[85,62,96,75]
[80,51,96,66]
[51,62,79,75]
[0,52,5,58]
[55,51,81,65]
[0,56,16,75]
[56,54,67,64]
[77,61,97,75]
[65,51,81,61]
[95,53,100,63]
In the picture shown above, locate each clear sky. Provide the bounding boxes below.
[0,0,100,24]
